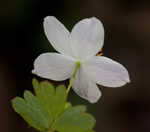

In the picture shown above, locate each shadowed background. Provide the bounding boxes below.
[0,0,150,132]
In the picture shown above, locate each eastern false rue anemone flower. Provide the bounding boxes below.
[32,16,130,103]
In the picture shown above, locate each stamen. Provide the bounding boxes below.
[96,49,103,56]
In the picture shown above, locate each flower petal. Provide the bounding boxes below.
[70,17,104,59]
[72,66,101,103]
[84,56,130,87]
[43,16,73,56]
[32,53,76,81]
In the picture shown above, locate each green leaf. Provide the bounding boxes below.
[12,79,96,132]
[12,91,52,132]
[54,105,96,132]
[59,130,95,132]
[33,79,67,120]
[64,102,72,110]
[84,130,95,132]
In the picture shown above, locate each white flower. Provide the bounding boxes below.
[32,16,130,103]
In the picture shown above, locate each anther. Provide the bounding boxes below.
[96,49,103,56]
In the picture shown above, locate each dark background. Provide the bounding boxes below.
[1,0,150,132]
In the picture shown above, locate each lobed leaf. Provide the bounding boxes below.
[12,91,52,132]
[54,105,95,132]
[12,79,96,132]
[32,79,67,120]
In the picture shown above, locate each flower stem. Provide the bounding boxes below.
[48,120,56,132]
[66,61,80,95]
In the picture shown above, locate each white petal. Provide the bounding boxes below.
[84,56,130,87]
[43,16,73,56]
[72,66,101,103]
[32,53,76,81]
[70,17,104,59]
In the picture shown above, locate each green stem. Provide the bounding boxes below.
[48,120,56,132]
[66,61,80,95]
